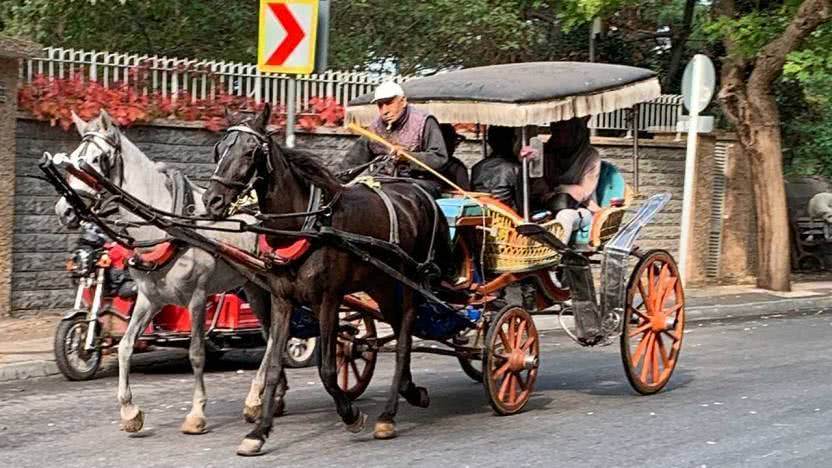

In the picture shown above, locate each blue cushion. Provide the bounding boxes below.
[572,161,626,244]
[436,198,484,240]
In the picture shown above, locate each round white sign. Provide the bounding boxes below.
[681,54,716,114]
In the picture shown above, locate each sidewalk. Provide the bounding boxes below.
[3,280,831,383]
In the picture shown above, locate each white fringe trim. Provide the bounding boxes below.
[346,77,661,127]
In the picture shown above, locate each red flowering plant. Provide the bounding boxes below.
[18,67,345,132]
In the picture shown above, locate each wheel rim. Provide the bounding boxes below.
[622,252,685,394]
[486,307,539,414]
[64,321,100,374]
[336,313,376,400]
[287,337,316,363]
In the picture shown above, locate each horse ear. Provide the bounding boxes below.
[71,111,88,136]
[254,103,271,132]
[98,109,114,132]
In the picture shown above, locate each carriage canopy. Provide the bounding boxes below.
[345,62,661,128]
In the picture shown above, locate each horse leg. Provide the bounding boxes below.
[237,296,292,456]
[241,285,287,423]
[117,294,157,433]
[181,293,209,434]
[317,293,367,433]
[375,287,424,440]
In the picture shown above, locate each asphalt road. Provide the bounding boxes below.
[1,312,830,468]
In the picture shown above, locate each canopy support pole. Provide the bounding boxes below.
[522,126,530,222]
[632,105,640,192]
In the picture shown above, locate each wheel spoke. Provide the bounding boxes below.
[508,374,517,403]
[630,307,650,322]
[515,320,527,349]
[631,330,651,368]
[628,322,652,338]
[639,333,655,383]
[350,359,361,380]
[521,335,536,351]
[498,374,512,401]
[507,319,517,350]
[651,337,660,384]
[662,302,683,317]
[656,334,671,369]
[517,372,528,391]
[498,328,512,352]
[637,279,648,303]
[661,329,681,342]
[494,360,512,379]
[340,358,349,389]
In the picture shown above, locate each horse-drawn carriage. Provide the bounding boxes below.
[39,61,684,455]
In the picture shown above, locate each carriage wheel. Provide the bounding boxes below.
[483,305,539,415]
[621,250,685,395]
[336,312,377,401]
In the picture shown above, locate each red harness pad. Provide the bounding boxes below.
[133,241,178,267]
[257,235,311,263]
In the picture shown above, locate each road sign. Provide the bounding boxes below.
[681,55,716,114]
[257,0,319,74]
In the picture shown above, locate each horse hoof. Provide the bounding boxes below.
[345,410,367,434]
[120,409,145,433]
[236,437,265,457]
[274,399,286,417]
[243,404,261,424]
[415,387,430,408]
[181,414,207,435]
[373,421,397,440]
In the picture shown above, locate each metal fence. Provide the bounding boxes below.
[19,47,401,110]
[20,47,683,131]
[590,94,684,133]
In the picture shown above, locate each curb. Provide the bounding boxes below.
[0,359,59,383]
[2,295,830,384]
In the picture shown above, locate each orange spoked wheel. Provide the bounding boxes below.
[483,305,539,415]
[620,250,685,395]
[336,311,377,401]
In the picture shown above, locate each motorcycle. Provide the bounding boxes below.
[54,222,318,381]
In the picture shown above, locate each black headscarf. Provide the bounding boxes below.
[487,126,518,160]
[543,116,595,186]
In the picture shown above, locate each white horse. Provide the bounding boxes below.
[54,110,285,434]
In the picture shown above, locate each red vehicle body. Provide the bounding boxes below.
[54,225,317,381]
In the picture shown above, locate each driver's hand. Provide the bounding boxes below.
[389,145,408,164]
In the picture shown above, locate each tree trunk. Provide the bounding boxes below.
[715,0,831,290]
[664,0,697,90]
[742,116,792,291]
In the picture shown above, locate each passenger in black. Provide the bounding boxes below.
[438,123,471,192]
[470,126,521,210]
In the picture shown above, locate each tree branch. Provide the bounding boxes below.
[749,0,832,90]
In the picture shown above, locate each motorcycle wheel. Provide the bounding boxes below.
[284,337,319,368]
[54,316,102,381]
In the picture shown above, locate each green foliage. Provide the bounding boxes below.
[0,0,259,62]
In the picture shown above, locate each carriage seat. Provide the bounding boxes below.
[572,161,631,247]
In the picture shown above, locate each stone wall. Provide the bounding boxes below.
[12,119,696,315]
[0,58,18,316]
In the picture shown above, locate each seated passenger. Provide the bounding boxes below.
[540,117,602,243]
[439,124,471,191]
[471,126,521,210]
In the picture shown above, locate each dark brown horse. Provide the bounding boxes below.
[203,105,452,456]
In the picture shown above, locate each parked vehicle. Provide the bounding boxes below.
[54,222,317,380]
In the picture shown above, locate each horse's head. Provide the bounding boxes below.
[203,104,273,218]
[54,110,124,226]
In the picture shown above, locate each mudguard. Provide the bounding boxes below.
[599,193,672,334]
[61,308,89,322]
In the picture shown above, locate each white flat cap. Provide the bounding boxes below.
[371,81,405,103]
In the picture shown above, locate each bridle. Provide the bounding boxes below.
[210,124,274,193]
[75,130,125,191]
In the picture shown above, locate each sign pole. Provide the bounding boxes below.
[678,58,705,286]
[286,77,297,148]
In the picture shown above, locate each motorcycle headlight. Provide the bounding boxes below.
[68,248,94,277]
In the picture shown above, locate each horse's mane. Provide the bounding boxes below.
[270,139,343,195]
